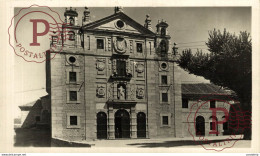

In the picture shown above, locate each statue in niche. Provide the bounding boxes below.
[117,85,125,100]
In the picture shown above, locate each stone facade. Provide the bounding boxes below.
[47,7,233,141]
[47,7,182,141]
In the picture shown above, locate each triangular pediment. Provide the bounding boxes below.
[83,12,155,36]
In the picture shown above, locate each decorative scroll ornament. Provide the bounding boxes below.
[114,37,127,54]
[135,63,144,73]
[126,60,133,77]
[96,86,105,97]
[136,88,144,99]
[96,59,105,71]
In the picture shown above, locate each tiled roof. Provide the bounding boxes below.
[181,83,230,95]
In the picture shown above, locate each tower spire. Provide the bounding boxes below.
[82,7,91,25]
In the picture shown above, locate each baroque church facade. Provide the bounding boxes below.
[46,7,232,141]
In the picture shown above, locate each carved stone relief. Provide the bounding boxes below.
[96,59,106,71]
[96,85,106,98]
[114,36,127,54]
[135,62,144,73]
[136,87,145,99]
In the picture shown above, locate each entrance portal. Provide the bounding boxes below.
[115,109,130,138]
[196,116,205,136]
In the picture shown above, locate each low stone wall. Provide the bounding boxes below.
[51,138,92,147]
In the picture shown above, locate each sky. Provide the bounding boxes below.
[13,7,251,117]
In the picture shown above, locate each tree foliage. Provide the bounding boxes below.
[178,29,252,105]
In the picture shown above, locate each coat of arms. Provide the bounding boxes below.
[114,37,127,54]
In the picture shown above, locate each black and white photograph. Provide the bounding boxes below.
[1,0,259,154]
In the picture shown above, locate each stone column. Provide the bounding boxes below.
[108,105,115,139]
[113,83,118,100]
[130,106,137,138]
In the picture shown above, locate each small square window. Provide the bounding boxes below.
[161,75,167,85]
[162,116,168,125]
[70,91,77,101]
[97,39,104,49]
[210,101,216,108]
[182,99,189,108]
[70,116,77,125]
[136,43,143,53]
[35,116,40,122]
[162,93,168,102]
[69,72,76,83]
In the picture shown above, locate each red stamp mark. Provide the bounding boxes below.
[187,94,251,152]
[8,5,70,63]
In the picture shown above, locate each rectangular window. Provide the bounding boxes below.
[87,36,90,50]
[210,100,216,108]
[210,122,213,130]
[97,39,104,49]
[70,116,78,125]
[70,91,77,101]
[149,42,152,55]
[136,43,143,53]
[161,75,168,85]
[69,72,76,83]
[182,99,189,108]
[162,93,168,102]
[162,116,168,125]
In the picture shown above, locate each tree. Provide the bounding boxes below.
[178,29,252,139]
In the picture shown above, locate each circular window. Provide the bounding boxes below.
[161,62,168,70]
[116,20,125,29]
[69,56,76,63]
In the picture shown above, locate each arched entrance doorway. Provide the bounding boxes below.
[115,109,130,138]
[196,116,205,136]
[137,112,146,138]
[97,112,107,139]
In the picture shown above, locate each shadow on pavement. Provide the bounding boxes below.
[14,128,51,147]
[127,139,238,148]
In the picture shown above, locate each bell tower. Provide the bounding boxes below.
[156,20,171,57]
[63,7,81,48]
[64,7,79,26]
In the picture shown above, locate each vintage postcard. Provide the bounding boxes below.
[0,0,259,154]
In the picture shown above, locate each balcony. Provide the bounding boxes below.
[111,59,132,80]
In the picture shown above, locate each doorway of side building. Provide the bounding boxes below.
[115,109,130,138]
[137,112,146,138]
[196,116,205,136]
[97,112,107,139]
